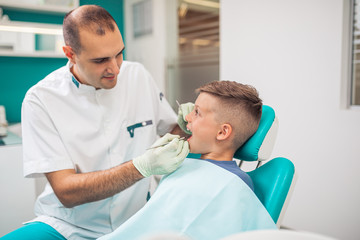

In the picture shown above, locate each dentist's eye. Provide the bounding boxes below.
[93,58,108,64]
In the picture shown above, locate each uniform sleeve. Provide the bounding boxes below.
[156,94,177,136]
[21,92,74,178]
[142,66,177,136]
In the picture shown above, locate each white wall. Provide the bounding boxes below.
[0,145,37,236]
[221,1,360,239]
[124,0,177,95]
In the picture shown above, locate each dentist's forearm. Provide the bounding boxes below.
[45,160,143,208]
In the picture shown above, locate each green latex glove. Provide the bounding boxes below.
[177,102,194,135]
[133,133,189,177]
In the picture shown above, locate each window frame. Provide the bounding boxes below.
[347,0,360,108]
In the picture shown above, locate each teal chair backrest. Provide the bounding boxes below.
[233,105,295,225]
[234,105,277,161]
[247,157,294,224]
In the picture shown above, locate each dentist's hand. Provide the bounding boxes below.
[133,133,189,177]
[177,102,194,135]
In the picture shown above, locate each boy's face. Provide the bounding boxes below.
[185,93,221,156]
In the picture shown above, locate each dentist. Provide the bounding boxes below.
[2,5,189,240]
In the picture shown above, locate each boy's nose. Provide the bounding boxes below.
[185,111,192,122]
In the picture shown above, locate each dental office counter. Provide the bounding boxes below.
[0,131,38,237]
[0,132,22,146]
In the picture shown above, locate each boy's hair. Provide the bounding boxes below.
[63,5,117,54]
[196,80,262,150]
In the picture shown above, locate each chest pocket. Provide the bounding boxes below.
[127,120,153,138]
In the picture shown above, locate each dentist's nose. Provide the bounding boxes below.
[107,58,120,75]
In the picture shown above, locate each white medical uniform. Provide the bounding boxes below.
[21,61,177,239]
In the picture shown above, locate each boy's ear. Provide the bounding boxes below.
[216,123,232,141]
[63,46,76,64]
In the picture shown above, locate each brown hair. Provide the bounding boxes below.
[196,80,262,150]
[63,5,117,54]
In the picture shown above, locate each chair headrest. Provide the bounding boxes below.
[233,105,278,162]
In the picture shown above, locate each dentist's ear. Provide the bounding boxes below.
[63,46,76,64]
[216,123,232,141]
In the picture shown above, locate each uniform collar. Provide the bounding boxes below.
[66,61,98,92]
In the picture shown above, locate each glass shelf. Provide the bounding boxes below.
[0,50,65,58]
[0,0,79,15]
[0,20,64,57]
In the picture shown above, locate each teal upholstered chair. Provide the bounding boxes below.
[234,105,296,227]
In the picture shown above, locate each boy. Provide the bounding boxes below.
[183,80,263,190]
[99,81,276,240]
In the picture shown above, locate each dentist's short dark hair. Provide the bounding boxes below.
[63,5,117,54]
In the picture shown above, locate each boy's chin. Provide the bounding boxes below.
[188,144,193,152]
[188,145,200,154]
[187,137,201,154]
[187,138,196,153]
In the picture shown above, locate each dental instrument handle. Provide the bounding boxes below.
[147,137,185,150]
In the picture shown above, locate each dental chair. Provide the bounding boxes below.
[234,105,296,228]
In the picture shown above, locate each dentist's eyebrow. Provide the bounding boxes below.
[116,47,125,57]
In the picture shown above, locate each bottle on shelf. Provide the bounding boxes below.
[0,105,8,137]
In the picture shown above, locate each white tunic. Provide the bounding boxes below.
[21,61,177,239]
